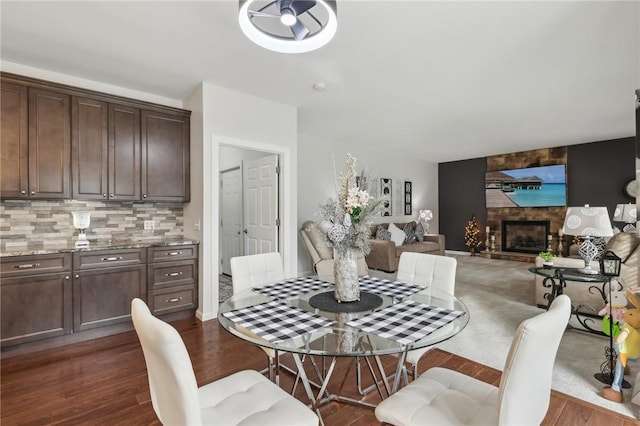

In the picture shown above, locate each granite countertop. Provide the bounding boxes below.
[0,238,200,258]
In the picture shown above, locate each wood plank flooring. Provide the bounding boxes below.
[1,316,638,425]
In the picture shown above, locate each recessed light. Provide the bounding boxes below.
[313,82,327,91]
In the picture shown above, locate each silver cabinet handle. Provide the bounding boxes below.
[65,276,70,280]
[13,263,41,269]
[30,191,35,195]
[110,193,114,197]
[165,272,183,277]
[166,297,183,303]
[75,274,80,279]
[101,256,123,261]
[103,193,107,197]
[166,251,182,256]
[143,194,147,198]
[21,190,26,195]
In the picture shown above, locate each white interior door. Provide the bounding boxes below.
[220,167,242,275]
[243,154,279,255]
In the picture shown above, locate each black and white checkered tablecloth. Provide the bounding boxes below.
[222,301,334,342]
[252,276,332,299]
[358,275,425,299]
[346,300,464,346]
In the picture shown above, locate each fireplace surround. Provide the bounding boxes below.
[501,220,550,254]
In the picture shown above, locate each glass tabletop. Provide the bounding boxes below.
[528,266,608,283]
[217,276,469,357]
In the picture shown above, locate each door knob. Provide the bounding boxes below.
[243,229,248,234]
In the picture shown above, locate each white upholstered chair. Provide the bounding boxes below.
[375,294,571,426]
[131,298,318,426]
[229,252,289,384]
[395,252,458,381]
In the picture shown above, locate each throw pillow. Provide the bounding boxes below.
[414,222,425,242]
[403,223,417,245]
[388,223,406,246]
[376,227,391,241]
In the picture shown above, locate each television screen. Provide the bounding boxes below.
[485,164,567,208]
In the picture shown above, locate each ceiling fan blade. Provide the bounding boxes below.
[289,0,316,15]
[290,18,310,40]
[248,10,281,18]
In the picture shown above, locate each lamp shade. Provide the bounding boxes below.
[561,205,613,237]
[613,203,637,223]
[418,210,433,222]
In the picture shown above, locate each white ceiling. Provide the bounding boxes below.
[1,1,638,163]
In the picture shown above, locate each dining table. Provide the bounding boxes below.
[217,274,469,417]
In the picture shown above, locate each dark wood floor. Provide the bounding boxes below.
[1,316,638,426]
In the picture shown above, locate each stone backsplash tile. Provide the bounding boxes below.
[0,200,183,248]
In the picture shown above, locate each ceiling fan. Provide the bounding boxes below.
[238,0,337,53]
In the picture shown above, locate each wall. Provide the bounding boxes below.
[296,133,438,275]
[439,137,636,252]
[1,200,183,250]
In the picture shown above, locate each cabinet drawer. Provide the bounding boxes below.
[148,260,196,290]
[148,286,195,315]
[73,248,145,270]
[1,254,71,277]
[148,245,196,262]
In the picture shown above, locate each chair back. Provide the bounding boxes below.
[396,252,457,294]
[131,298,201,425]
[230,252,285,292]
[498,295,571,425]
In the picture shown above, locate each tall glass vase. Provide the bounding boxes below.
[334,246,360,302]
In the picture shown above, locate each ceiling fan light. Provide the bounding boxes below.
[280,10,297,26]
[239,0,337,54]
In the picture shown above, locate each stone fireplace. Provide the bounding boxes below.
[501,220,550,254]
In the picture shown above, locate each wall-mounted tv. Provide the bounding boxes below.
[485,164,567,208]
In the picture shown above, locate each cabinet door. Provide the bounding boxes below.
[109,104,140,200]
[28,88,71,199]
[141,110,190,202]
[1,272,72,346]
[1,81,29,198]
[73,265,146,331]
[72,97,108,200]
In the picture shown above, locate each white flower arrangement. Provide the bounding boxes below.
[318,153,384,255]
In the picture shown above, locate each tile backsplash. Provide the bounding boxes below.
[0,200,184,249]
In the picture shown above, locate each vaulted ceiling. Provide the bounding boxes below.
[2,1,638,162]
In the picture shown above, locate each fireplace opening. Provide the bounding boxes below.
[501,220,550,254]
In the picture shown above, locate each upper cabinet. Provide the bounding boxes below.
[1,83,71,199]
[1,73,190,202]
[141,110,190,202]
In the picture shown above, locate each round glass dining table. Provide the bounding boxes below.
[217,275,469,412]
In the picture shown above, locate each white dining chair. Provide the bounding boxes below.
[357,252,457,394]
[131,298,318,426]
[230,252,292,385]
[375,294,571,426]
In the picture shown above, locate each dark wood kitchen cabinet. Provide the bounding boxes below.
[0,254,73,347]
[72,249,146,331]
[72,97,140,200]
[1,82,71,199]
[141,110,190,202]
[147,245,198,315]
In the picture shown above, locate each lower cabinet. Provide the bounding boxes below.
[1,243,198,351]
[0,254,73,346]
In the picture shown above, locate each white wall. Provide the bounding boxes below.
[185,83,298,320]
[296,133,439,275]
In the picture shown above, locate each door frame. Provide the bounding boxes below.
[219,165,243,275]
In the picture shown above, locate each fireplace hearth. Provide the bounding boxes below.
[502,220,550,254]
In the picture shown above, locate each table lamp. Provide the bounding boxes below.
[72,211,91,247]
[613,203,637,232]
[418,209,433,234]
[561,205,613,274]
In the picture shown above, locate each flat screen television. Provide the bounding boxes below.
[485,164,567,208]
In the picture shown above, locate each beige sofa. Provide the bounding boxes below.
[366,221,445,273]
[533,231,639,314]
[299,221,368,280]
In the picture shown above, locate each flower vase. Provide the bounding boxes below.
[334,247,360,302]
[336,312,358,353]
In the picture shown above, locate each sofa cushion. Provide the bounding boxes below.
[376,227,391,241]
[415,222,425,242]
[302,221,333,260]
[607,231,639,263]
[403,223,417,245]
[395,241,440,256]
[388,223,406,246]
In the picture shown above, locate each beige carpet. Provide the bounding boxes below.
[370,253,638,419]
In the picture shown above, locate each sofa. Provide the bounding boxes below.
[533,231,639,315]
[366,221,445,273]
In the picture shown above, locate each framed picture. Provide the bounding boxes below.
[404,181,412,215]
[380,178,392,216]
[394,180,403,216]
